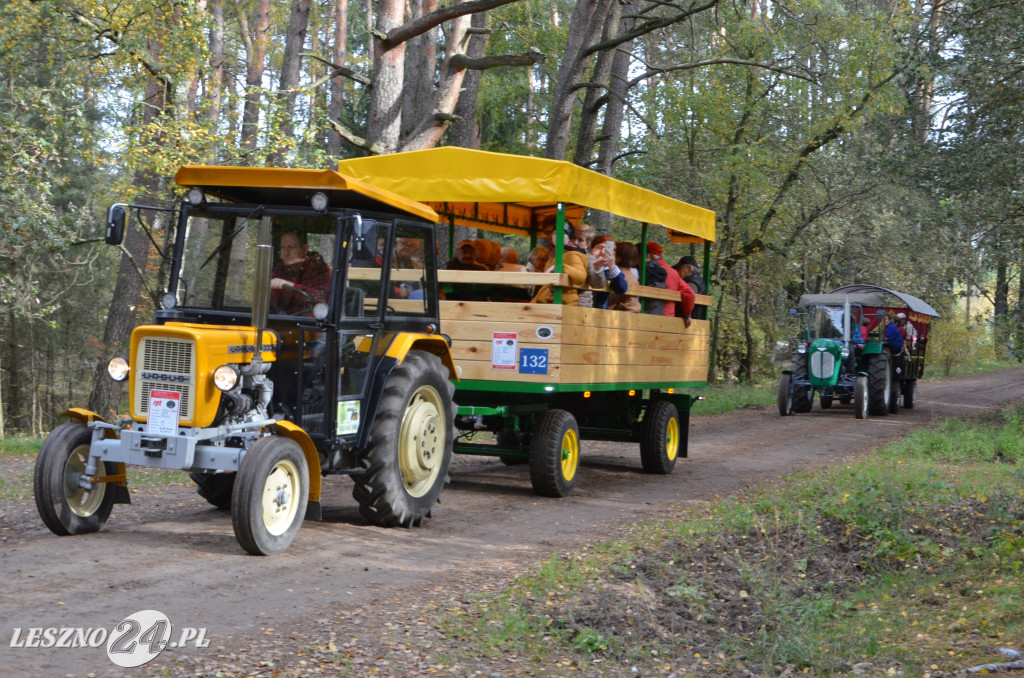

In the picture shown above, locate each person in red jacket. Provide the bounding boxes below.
[646,242,693,327]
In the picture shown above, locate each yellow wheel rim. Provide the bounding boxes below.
[63,443,106,517]
[665,417,679,462]
[399,385,445,498]
[560,428,579,482]
[261,459,301,536]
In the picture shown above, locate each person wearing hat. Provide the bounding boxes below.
[646,241,693,326]
[444,240,490,272]
[673,255,706,296]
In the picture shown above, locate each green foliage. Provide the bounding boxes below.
[929,309,996,377]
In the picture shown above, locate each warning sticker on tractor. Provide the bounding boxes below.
[337,400,361,436]
[148,390,181,437]
[491,332,518,370]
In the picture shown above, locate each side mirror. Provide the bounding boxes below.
[349,215,378,261]
[105,205,126,245]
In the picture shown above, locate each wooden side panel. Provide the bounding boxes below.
[440,300,709,387]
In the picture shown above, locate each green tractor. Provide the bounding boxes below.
[778,285,939,419]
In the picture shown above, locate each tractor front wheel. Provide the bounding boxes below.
[640,401,680,474]
[34,422,115,536]
[352,350,455,527]
[529,409,580,497]
[820,395,833,409]
[232,436,309,555]
[854,376,869,420]
[777,373,793,416]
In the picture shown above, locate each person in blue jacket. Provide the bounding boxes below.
[883,311,904,353]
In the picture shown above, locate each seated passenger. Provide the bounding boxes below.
[473,238,502,270]
[532,222,588,306]
[527,246,548,273]
[271,230,331,315]
[444,240,489,271]
[607,241,641,313]
[392,237,425,300]
[488,246,531,302]
[589,237,629,310]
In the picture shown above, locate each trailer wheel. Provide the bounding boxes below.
[640,401,679,474]
[352,350,455,527]
[189,472,235,510]
[529,409,579,497]
[232,436,308,555]
[867,352,891,416]
[34,422,115,536]
[903,379,917,409]
[820,395,833,409]
[777,373,792,416]
[854,376,869,420]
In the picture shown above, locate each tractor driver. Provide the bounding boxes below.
[270,230,332,315]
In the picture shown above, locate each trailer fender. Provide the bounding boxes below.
[268,420,323,521]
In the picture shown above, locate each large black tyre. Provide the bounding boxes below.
[791,353,813,413]
[854,376,869,420]
[640,401,680,474]
[189,471,236,510]
[352,350,455,527]
[529,409,580,497]
[34,422,115,536]
[232,436,309,555]
[777,373,792,416]
[820,395,833,409]
[867,352,891,416]
[903,379,917,409]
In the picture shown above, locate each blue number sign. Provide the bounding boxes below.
[518,348,549,375]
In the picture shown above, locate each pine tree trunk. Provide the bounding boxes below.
[269,0,312,165]
[240,0,272,155]
[367,0,406,153]
[449,11,488,149]
[327,0,349,157]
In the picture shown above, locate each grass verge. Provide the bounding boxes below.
[440,405,1024,676]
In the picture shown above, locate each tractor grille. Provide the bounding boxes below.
[135,337,195,421]
[810,350,836,380]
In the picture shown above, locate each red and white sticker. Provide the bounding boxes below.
[148,390,181,436]
[491,332,518,370]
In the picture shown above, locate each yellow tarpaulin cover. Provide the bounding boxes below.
[175,166,439,222]
[337,148,715,243]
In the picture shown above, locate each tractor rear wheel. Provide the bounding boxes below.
[640,401,679,474]
[529,409,580,497]
[352,350,455,527]
[190,471,235,510]
[867,352,891,416]
[777,373,793,416]
[34,422,115,536]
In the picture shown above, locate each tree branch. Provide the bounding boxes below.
[449,48,545,71]
[301,53,372,86]
[329,118,384,155]
[382,0,523,51]
[582,0,720,59]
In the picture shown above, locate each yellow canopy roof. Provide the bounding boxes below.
[336,148,715,243]
[174,166,438,222]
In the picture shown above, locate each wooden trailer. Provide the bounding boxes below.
[338,148,716,497]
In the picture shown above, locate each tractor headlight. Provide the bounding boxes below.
[311,191,329,212]
[840,346,850,358]
[796,342,808,354]
[213,364,240,392]
[186,187,206,206]
[107,356,130,382]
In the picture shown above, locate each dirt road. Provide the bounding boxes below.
[1,367,1022,677]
